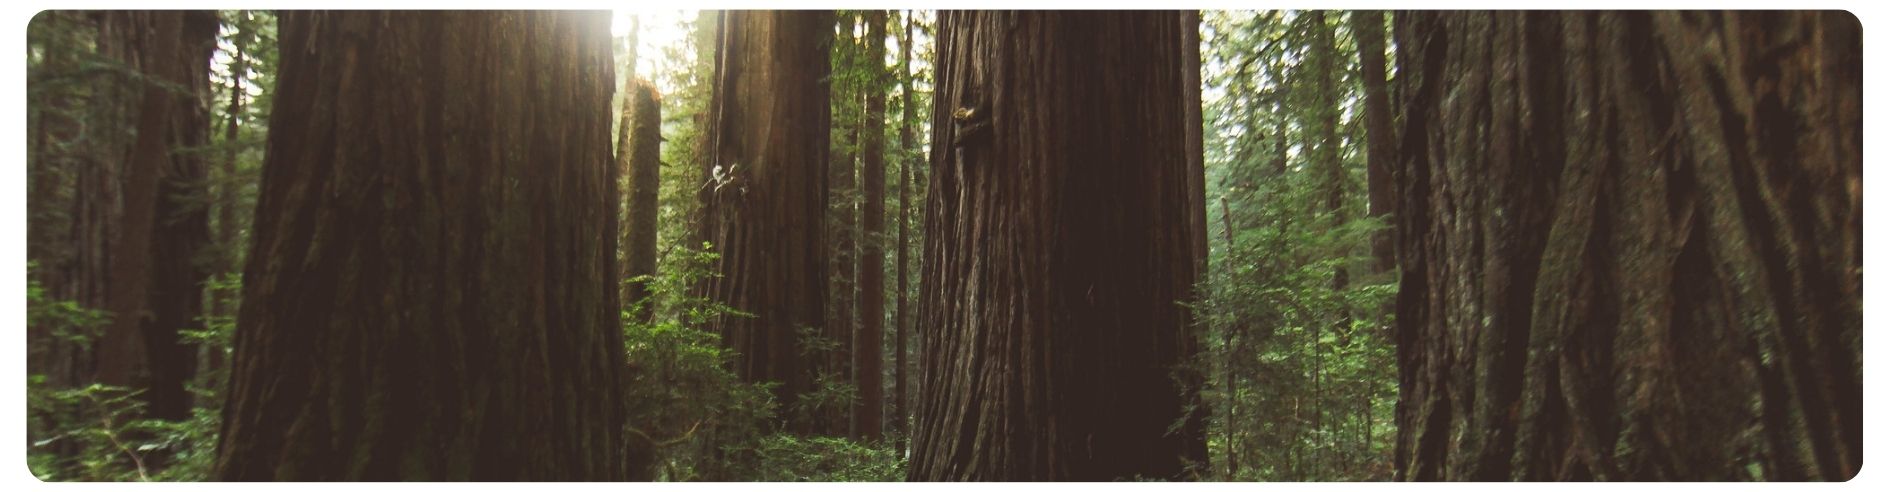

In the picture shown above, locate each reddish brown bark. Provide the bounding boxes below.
[910,11,1206,481]
[142,10,218,421]
[90,13,216,426]
[1183,10,1207,276]
[697,10,834,434]
[854,9,890,442]
[1391,11,1860,481]
[215,11,625,480]
[95,10,185,390]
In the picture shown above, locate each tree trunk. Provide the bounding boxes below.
[1310,11,1344,477]
[209,14,247,382]
[91,12,216,425]
[214,11,626,480]
[892,8,916,453]
[854,9,889,442]
[141,10,217,421]
[1182,10,1207,276]
[1178,8,1213,479]
[1218,196,1243,479]
[95,10,185,390]
[824,12,861,437]
[1352,10,1396,278]
[26,10,84,391]
[1390,11,1860,482]
[910,11,1205,481]
[697,10,834,435]
[621,79,661,319]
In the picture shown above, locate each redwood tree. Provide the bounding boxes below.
[909,10,1206,481]
[87,10,218,422]
[854,9,890,442]
[142,10,218,421]
[1391,11,1860,481]
[621,77,662,319]
[215,11,626,480]
[697,10,835,434]
[1351,10,1396,277]
[823,12,861,436]
[891,9,917,451]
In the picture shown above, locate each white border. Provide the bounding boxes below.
[3,2,1880,491]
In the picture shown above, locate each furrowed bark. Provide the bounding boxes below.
[911,10,1205,481]
[1391,10,1860,481]
[697,10,835,435]
[215,11,625,480]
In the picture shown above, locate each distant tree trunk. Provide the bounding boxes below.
[93,12,217,425]
[1391,11,1860,481]
[215,11,625,480]
[892,8,916,452]
[26,13,89,468]
[854,9,889,442]
[1351,10,1396,277]
[824,12,860,437]
[615,20,659,319]
[141,10,217,421]
[208,16,247,381]
[621,79,661,319]
[698,10,834,435]
[27,11,83,390]
[1218,196,1242,479]
[910,11,1205,481]
[49,12,150,399]
[1309,11,1346,476]
[94,10,184,390]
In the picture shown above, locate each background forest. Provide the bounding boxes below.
[21,10,1859,482]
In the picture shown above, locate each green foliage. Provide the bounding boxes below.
[27,379,220,481]
[1196,10,1398,481]
[649,11,716,281]
[26,266,224,482]
[26,264,111,350]
[25,10,273,481]
[620,241,905,481]
[622,242,773,481]
[752,435,905,481]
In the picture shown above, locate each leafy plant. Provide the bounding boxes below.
[752,434,904,481]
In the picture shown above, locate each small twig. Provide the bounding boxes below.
[655,420,706,448]
[99,411,148,481]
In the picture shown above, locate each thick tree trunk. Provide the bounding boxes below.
[910,11,1205,481]
[1177,8,1213,479]
[854,9,889,442]
[621,79,662,319]
[1352,10,1396,277]
[1391,11,1860,482]
[214,11,626,480]
[698,10,834,435]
